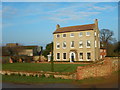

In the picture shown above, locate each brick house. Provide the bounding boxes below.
[53,19,100,62]
[100,47,107,59]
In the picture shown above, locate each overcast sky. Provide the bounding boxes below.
[2,2,118,48]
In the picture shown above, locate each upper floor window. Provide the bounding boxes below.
[56,34,60,38]
[56,42,60,49]
[71,41,74,48]
[70,33,74,37]
[98,34,99,37]
[63,34,66,37]
[79,41,83,48]
[86,32,90,36]
[86,40,91,48]
[63,41,66,48]
[94,32,96,36]
[79,32,83,37]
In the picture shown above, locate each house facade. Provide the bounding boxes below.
[53,19,100,62]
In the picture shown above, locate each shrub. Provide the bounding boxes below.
[41,74,45,78]
[49,75,54,78]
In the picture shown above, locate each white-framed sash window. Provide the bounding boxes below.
[79,41,83,48]
[70,41,74,48]
[56,34,60,38]
[56,53,60,60]
[86,40,91,48]
[86,32,90,36]
[63,53,67,60]
[63,41,66,49]
[70,33,74,37]
[79,32,82,37]
[56,42,60,49]
[79,53,83,60]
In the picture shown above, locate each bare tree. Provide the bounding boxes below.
[100,29,115,56]
[100,29,114,47]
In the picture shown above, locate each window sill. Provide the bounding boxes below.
[63,47,66,49]
[86,47,91,48]
[79,47,83,48]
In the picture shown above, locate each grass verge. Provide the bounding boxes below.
[2,63,88,72]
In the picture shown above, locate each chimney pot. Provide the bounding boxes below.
[56,24,60,29]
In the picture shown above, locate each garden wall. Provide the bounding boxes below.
[76,57,119,80]
[0,70,76,80]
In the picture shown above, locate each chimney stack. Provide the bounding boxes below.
[56,24,60,29]
[95,19,98,26]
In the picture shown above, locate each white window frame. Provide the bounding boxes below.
[79,41,83,48]
[95,40,97,47]
[86,32,90,36]
[79,52,83,61]
[62,41,66,49]
[62,34,66,38]
[70,41,74,48]
[86,40,91,48]
[98,34,99,37]
[63,53,67,60]
[56,42,60,49]
[86,52,91,61]
[94,32,96,36]
[56,52,60,60]
[99,41,100,48]
[70,33,74,37]
[56,34,60,38]
[79,32,83,37]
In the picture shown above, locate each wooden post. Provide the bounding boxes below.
[51,44,54,72]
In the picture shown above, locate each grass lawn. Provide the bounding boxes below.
[2,74,74,84]
[2,63,88,72]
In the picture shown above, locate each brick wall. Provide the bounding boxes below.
[76,57,119,80]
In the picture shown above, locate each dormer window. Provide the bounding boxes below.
[86,32,90,36]
[70,33,74,37]
[56,34,60,38]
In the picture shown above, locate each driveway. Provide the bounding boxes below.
[2,82,118,88]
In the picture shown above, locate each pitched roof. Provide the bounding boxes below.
[53,23,95,34]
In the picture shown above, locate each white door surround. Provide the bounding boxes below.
[69,52,76,62]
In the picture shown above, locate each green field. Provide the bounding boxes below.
[2,63,88,72]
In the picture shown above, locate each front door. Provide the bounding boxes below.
[70,52,75,62]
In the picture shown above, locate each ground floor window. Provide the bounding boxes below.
[79,53,83,59]
[57,53,60,59]
[63,53,66,59]
[87,53,91,59]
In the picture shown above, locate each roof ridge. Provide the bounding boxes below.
[59,23,95,29]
